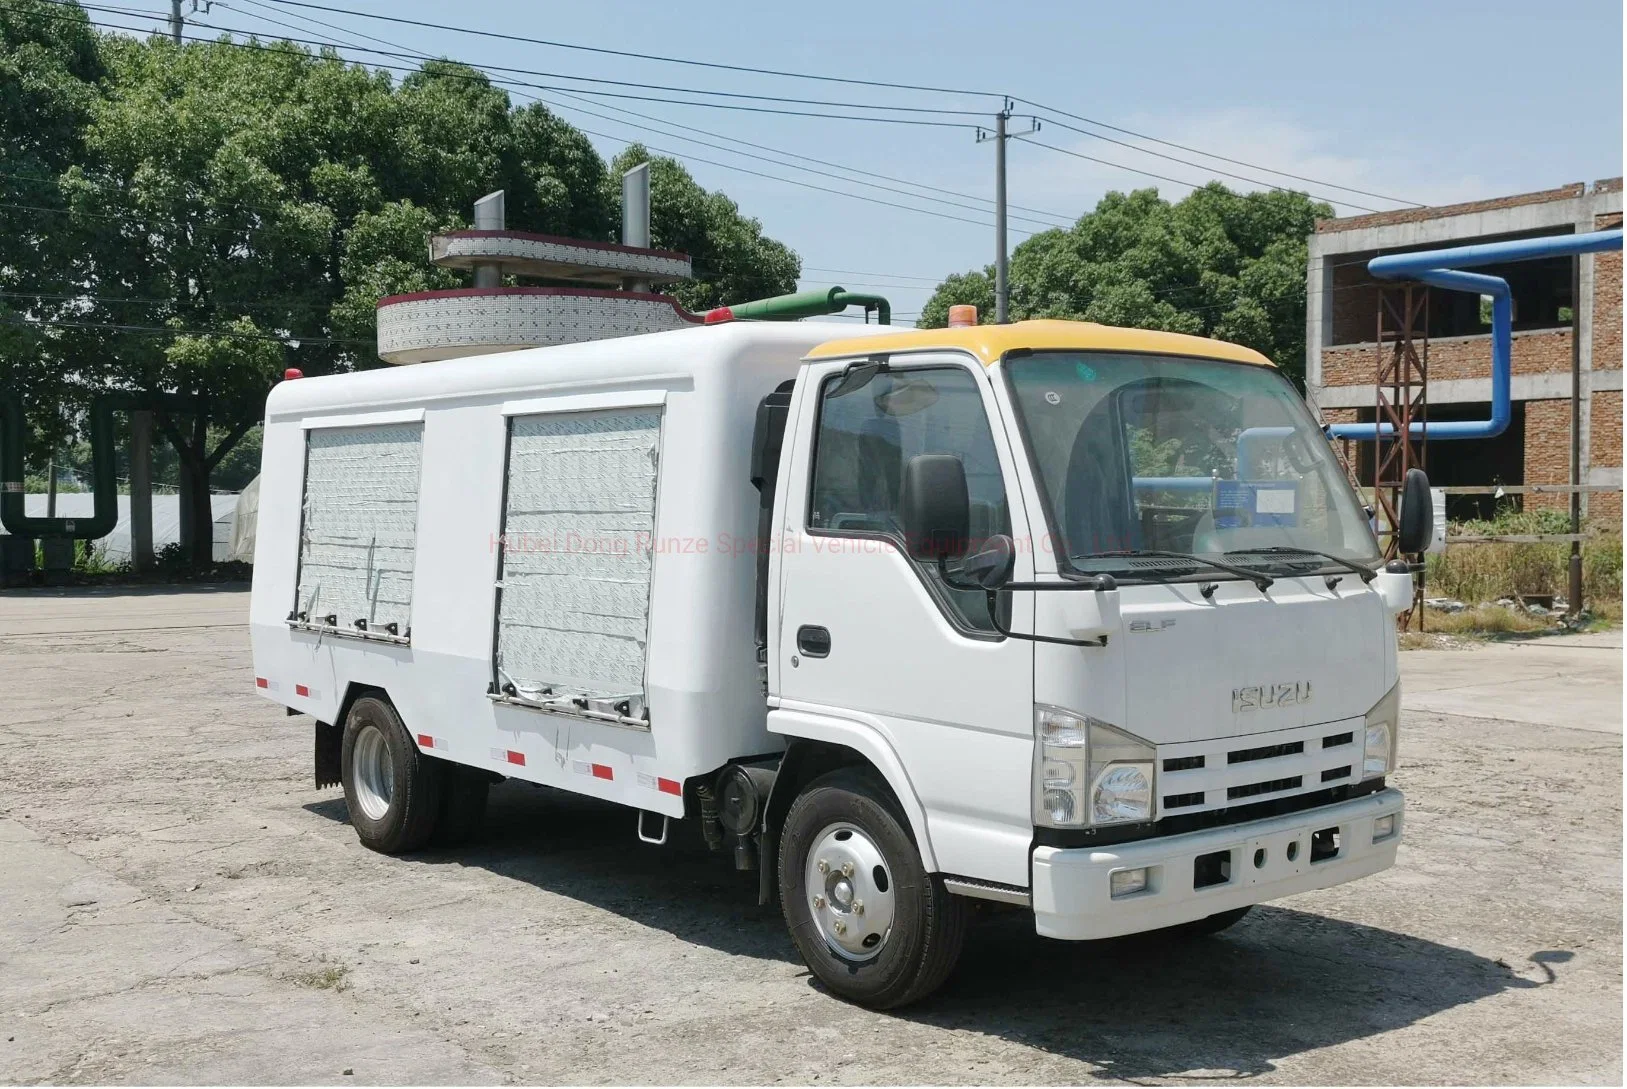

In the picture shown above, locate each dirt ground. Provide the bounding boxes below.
[0,587,1621,1085]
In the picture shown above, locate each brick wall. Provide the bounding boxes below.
[1320,328,1573,389]
[1523,400,1572,512]
[1590,389,1622,526]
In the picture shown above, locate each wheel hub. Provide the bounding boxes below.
[352,723,394,821]
[805,822,895,961]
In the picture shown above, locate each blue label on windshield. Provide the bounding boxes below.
[1213,480,1298,528]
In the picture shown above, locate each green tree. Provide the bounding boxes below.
[11,13,803,565]
[920,184,1328,386]
[0,0,104,459]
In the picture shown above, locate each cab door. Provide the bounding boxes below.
[770,355,1035,887]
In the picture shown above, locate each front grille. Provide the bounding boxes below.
[1229,740,1304,764]
[1153,718,1366,820]
[1228,775,1303,801]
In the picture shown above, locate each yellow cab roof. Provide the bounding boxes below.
[805,318,1273,368]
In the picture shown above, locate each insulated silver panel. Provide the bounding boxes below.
[496,410,660,709]
[295,424,423,631]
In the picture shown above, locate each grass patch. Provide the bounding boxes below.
[1423,506,1621,615]
[291,965,349,991]
[1420,604,1556,636]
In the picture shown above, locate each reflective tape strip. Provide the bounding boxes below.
[490,748,525,766]
[255,677,269,689]
[658,777,681,795]
[592,764,613,781]
[418,734,448,750]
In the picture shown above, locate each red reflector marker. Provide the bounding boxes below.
[417,734,434,748]
[295,684,310,697]
[255,677,269,689]
[507,750,527,767]
[657,777,681,795]
[591,763,614,780]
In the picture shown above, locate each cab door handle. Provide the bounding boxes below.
[796,625,831,658]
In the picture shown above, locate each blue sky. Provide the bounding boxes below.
[134,0,1624,324]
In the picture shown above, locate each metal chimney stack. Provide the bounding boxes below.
[471,190,505,289]
[622,163,652,293]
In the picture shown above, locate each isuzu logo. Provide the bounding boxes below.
[1233,682,1312,713]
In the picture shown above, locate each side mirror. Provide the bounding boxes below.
[960,533,1016,589]
[900,454,969,559]
[1397,468,1433,555]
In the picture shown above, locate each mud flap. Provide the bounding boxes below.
[314,720,342,789]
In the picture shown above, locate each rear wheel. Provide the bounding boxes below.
[341,696,443,854]
[778,769,967,1009]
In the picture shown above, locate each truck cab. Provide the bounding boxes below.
[250,317,1423,1010]
[754,321,1414,1005]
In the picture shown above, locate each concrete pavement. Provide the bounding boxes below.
[1401,629,1623,733]
[0,586,1620,1084]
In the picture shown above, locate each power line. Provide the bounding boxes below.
[219,0,1075,227]
[207,3,992,118]
[1031,116,1380,213]
[259,0,1077,221]
[33,2,979,130]
[1016,99,1422,207]
[260,0,1421,210]
[261,0,1005,100]
[129,7,1028,234]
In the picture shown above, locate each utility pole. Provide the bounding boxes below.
[976,102,1039,324]
[169,0,182,44]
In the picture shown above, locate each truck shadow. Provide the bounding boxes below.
[308,781,1549,1079]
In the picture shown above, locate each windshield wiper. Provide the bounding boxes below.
[1080,549,1274,592]
[1225,546,1376,583]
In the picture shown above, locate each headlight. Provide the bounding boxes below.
[1033,706,1156,828]
[1363,681,1400,779]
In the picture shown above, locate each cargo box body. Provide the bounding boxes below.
[249,321,890,816]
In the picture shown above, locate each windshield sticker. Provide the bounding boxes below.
[1074,362,1097,381]
[1255,486,1297,515]
[1044,390,1061,405]
[1212,480,1299,528]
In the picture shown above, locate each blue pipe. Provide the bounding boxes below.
[1326,228,1622,442]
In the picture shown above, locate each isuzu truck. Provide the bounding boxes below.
[249,316,1429,1008]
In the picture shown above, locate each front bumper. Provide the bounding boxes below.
[1031,787,1404,940]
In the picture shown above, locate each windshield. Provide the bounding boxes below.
[1004,351,1381,580]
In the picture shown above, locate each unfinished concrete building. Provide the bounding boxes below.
[1306,179,1622,524]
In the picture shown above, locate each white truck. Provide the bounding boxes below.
[249,316,1428,1008]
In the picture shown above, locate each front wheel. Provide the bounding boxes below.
[778,769,967,1009]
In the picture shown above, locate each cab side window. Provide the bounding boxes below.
[809,365,1010,632]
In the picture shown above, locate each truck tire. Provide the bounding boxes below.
[431,764,491,847]
[340,696,443,854]
[778,769,967,1009]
